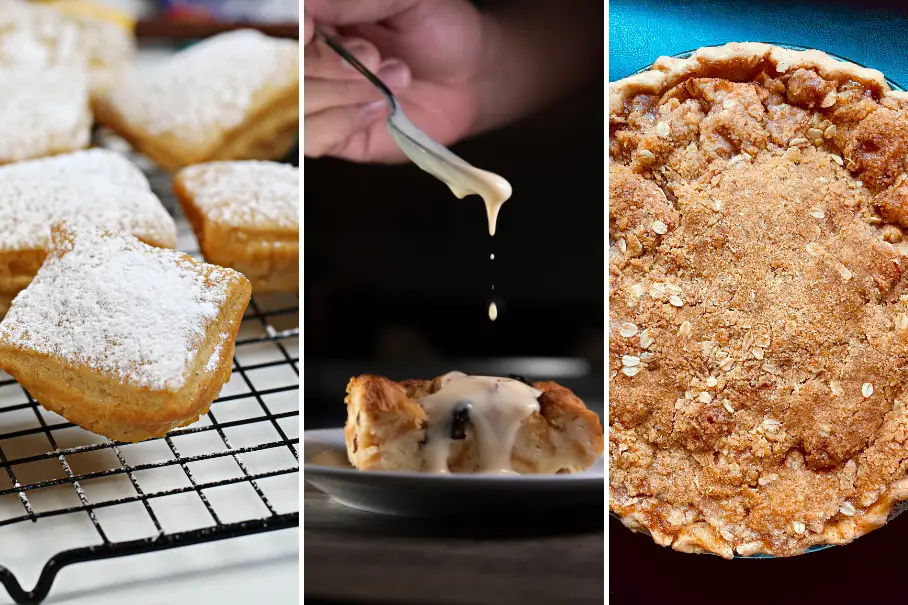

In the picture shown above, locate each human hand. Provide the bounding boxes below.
[304,0,496,163]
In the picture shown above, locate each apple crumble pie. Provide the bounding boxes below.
[609,43,908,557]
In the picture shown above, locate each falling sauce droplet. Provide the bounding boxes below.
[488,302,498,321]
[490,253,495,260]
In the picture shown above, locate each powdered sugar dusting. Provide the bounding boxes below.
[48,7,134,94]
[106,29,297,145]
[0,2,83,71]
[0,226,236,390]
[178,161,298,229]
[205,341,224,372]
[0,0,132,94]
[0,67,90,163]
[0,149,150,191]
[0,173,174,251]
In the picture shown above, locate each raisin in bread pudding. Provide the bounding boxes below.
[610,43,908,557]
[345,372,603,474]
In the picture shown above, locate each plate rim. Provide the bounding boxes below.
[303,427,605,484]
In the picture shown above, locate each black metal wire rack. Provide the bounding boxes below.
[0,143,300,605]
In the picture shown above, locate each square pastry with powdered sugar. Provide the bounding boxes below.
[0,149,175,315]
[174,160,299,294]
[93,29,299,172]
[0,223,251,442]
[0,67,92,164]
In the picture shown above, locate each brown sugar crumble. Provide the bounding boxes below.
[609,43,908,557]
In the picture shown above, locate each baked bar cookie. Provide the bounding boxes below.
[0,0,134,98]
[0,67,91,164]
[0,150,174,314]
[0,1,82,71]
[610,43,908,557]
[93,29,299,171]
[174,161,298,293]
[42,0,136,97]
[0,224,251,442]
[345,373,604,474]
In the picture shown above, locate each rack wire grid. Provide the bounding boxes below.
[0,141,300,605]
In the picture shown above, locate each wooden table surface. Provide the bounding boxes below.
[304,482,604,605]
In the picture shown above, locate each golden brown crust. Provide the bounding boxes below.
[610,43,908,557]
[344,374,604,474]
[3,309,241,442]
[610,43,895,110]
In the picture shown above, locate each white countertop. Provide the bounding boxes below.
[8,529,299,605]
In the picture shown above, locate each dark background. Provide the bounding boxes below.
[304,1,606,429]
[610,1,908,602]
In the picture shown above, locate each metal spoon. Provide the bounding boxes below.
[315,29,512,235]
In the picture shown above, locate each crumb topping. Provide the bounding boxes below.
[178,161,298,229]
[0,226,236,390]
[105,29,298,145]
[610,45,908,557]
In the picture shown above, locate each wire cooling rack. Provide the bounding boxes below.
[0,148,300,605]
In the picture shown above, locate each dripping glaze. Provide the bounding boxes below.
[388,113,508,319]
[388,113,512,236]
[418,371,540,474]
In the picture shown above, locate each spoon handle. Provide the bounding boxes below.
[314,29,399,110]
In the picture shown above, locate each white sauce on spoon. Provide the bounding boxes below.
[419,372,540,474]
[388,112,512,236]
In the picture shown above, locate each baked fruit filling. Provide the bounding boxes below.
[609,43,908,557]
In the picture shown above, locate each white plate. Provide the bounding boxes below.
[303,428,604,518]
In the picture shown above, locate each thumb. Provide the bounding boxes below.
[305,0,421,25]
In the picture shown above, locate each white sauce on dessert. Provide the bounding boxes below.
[311,448,354,468]
[388,112,512,236]
[488,302,498,321]
[419,371,540,474]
